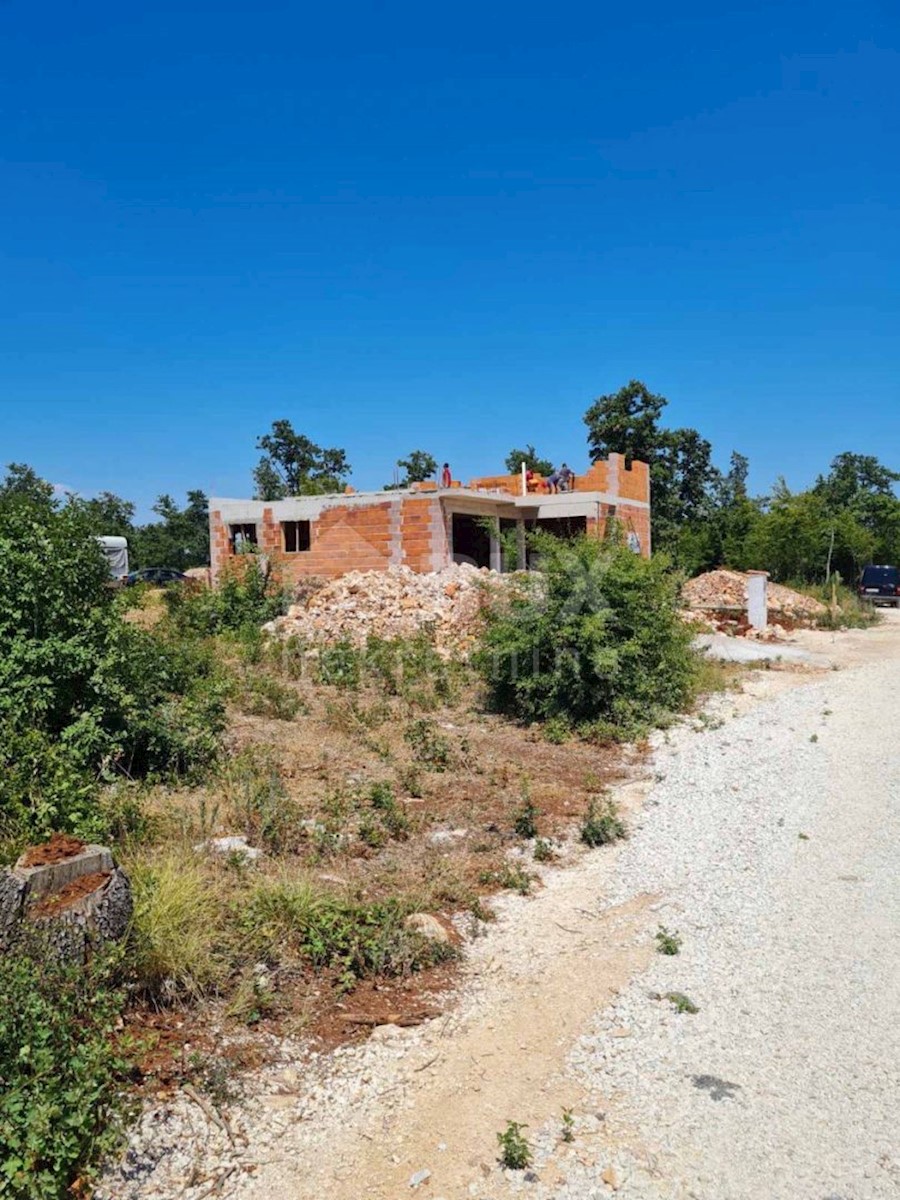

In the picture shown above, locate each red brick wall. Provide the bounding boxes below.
[210,497,452,584]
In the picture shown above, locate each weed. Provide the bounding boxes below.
[236,672,305,721]
[186,1051,242,1108]
[479,862,534,895]
[513,788,540,839]
[665,991,699,1014]
[561,1107,575,1143]
[317,640,362,689]
[219,748,299,854]
[798,832,809,841]
[809,733,818,743]
[404,718,453,771]
[369,782,411,841]
[655,925,682,956]
[579,798,626,847]
[497,1120,532,1170]
[533,837,554,863]
[396,763,424,798]
[543,716,571,745]
[226,969,276,1026]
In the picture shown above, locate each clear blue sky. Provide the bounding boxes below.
[1,0,897,516]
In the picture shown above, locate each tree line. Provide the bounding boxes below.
[6,389,898,584]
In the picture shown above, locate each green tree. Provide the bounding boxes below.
[0,463,55,509]
[505,445,554,476]
[131,491,210,569]
[253,420,351,498]
[583,381,723,552]
[394,450,437,486]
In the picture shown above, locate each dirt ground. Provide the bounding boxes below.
[99,616,900,1200]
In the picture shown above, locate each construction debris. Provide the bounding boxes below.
[683,570,826,635]
[263,563,506,656]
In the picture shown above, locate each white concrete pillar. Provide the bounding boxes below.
[747,570,769,631]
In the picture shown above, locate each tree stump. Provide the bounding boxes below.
[0,834,132,961]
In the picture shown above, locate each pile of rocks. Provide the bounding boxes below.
[683,569,826,633]
[263,563,506,656]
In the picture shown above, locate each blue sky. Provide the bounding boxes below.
[1,0,897,516]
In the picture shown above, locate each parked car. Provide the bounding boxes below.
[857,564,900,607]
[125,567,189,587]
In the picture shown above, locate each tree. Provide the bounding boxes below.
[253,420,351,498]
[395,450,437,486]
[583,380,667,467]
[505,445,554,476]
[131,491,210,570]
[814,452,900,511]
[72,491,136,538]
[0,462,55,510]
[583,381,722,552]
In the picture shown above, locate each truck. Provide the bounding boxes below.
[96,536,129,584]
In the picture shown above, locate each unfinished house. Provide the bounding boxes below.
[209,452,651,583]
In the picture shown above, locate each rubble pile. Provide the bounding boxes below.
[263,563,506,655]
[683,569,827,635]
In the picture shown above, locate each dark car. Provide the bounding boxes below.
[126,567,189,587]
[857,564,900,607]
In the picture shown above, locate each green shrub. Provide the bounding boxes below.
[512,789,539,839]
[317,640,362,689]
[655,925,682,955]
[404,718,453,770]
[497,1121,532,1170]
[234,671,305,721]
[0,945,129,1199]
[579,798,626,847]
[240,876,454,984]
[164,557,289,637]
[0,501,226,848]
[475,534,698,733]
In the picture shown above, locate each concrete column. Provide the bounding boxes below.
[489,517,502,573]
[747,570,769,630]
[516,520,527,571]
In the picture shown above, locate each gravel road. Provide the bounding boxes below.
[547,612,900,1200]
[101,615,900,1200]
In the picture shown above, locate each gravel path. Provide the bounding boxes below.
[101,617,900,1200]
[538,617,900,1200]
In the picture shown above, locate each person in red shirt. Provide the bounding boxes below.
[441,463,452,488]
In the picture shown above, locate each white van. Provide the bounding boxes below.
[97,536,130,584]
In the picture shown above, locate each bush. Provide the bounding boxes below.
[164,557,289,637]
[0,501,226,848]
[475,535,698,733]
[240,875,454,985]
[0,945,129,1199]
[579,798,625,847]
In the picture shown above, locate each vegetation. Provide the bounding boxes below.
[0,484,225,851]
[655,925,682,955]
[253,419,351,499]
[665,991,699,1014]
[497,1120,533,1170]
[582,382,900,583]
[579,798,626,847]
[0,945,129,1200]
[505,444,553,476]
[561,1107,575,1143]
[476,533,698,733]
[389,450,438,488]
